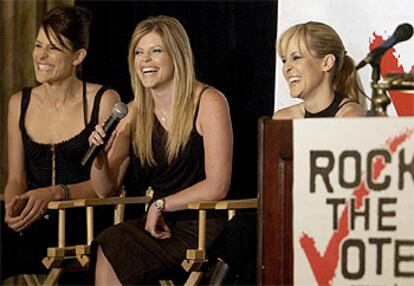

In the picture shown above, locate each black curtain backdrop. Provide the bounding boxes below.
[77,0,277,198]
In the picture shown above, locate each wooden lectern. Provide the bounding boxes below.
[257,118,293,285]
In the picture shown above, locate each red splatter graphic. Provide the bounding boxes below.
[300,206,349,286]
[352,181,369,209]
[372,157,385,181]
[386,128,414,153]
[370,34,414,116]
[300,129,413,285]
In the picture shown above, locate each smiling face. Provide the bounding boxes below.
[32,27,78,84]
[134,31,175,91]
[281,36,327,100]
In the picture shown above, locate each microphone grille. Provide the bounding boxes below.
[396,23,413,41]
[112,102,128,119]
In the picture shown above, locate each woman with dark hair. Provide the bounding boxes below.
[88,15,233,285]
[2,5,119,281]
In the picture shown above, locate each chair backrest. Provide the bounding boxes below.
[41,191,150,285]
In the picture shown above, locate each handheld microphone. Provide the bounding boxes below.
[81,102,128,166]
[356,23,413,70]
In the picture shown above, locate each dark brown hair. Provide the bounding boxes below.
[42,5,92,51]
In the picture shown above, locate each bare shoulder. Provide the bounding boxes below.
[337,100,366,117]
[197,85,229,117]
[8,90,23,109]
[199,85,228,106]
[87,83,121,122]
[87,82,120,103]
[7,91,24,132]
[8,90,26,120]
[196,84,231,135]
[273,103,304,119]
[99,88,120,110]
[102,88,120,103]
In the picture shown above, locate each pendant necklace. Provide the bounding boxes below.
[157,107,169,123]
[160,112,168,123]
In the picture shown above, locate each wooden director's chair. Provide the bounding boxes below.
[21,190,151,286]
[8,192,257,286]
[181,198,258,286]
[36,194,258,286]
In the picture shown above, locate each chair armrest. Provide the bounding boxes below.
[215,198,258,210]
[187,201,222,210]
[47,196,151,209]
[186,198,258,211]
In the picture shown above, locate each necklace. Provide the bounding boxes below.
[160,112,168,123]
[156,107,169,123]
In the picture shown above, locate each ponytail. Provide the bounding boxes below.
[335,55,365,104]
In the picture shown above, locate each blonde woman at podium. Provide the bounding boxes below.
[207,21,367,286]
[273,21,366,119]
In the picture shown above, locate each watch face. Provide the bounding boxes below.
[155,199,165,210]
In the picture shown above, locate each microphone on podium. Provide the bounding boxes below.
[356,23,413,70]
[81,102,128,166]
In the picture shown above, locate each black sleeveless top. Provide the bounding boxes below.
[124,86,210,220]
[20,85,109,190]
[304,92,353,118]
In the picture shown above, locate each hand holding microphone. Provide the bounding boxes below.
[81,102,128,166]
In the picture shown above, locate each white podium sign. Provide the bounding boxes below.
[293,118,414,285]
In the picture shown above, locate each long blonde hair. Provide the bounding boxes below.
[277,21,364,102]
[128,15,196,166]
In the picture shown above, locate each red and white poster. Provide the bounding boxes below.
[275,0,414,116]
[293,118,414,285]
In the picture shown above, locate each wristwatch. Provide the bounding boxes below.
[154,198,166,213]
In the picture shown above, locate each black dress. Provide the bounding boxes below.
[1,84,111,281]
[92,87,227,284]
[304,91,352,118]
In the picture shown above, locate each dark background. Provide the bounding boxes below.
[77,0,278,198]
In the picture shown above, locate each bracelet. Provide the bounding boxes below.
[58,184,70,200]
